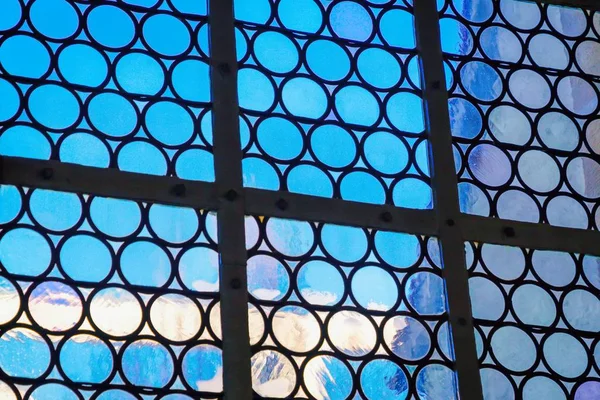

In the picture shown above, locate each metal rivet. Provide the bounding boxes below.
[503,226,516,238]
[230,278,241,289]
[446,218,455,227]
[171,183,186,197]
[40,168,54,180]
[218,63,231,76]
[224,189,238,201]
[431,80,441,90]
[276,198,288,211]
[457,317,467,326]
[381,211,393,223]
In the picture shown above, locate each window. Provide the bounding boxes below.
[0,0,599,399]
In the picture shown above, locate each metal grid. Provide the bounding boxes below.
[1,0,599,399]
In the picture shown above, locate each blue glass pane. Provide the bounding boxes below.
[0,185,220,397]
[237,0,429,207]
[0,0,213,181]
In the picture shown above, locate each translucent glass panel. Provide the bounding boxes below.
[245,216,457,399]
[0,186,222,398]
[442,0,600,229]
[466,242,600,399]
[235,0,432,208]
[0,0,214,181]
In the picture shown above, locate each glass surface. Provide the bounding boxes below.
[466,241,600,399]
[246,215,457,399]
[0,185,221,397]
[235,0,432,208]
[0,0,214,181]
[442,0,600,230]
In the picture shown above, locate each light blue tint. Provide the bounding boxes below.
[458,182,490,217]
[406,272,446,315]
[277,0,322,33]
[321,224,368,263]
[522,376,566,400]
[511,284,556,326]
[386,92,424,133]
[0,328,51,379]
[96,390,138,400]
[460,61,503,102]
[60,334,113,383]
[306,40,350,82]
[562,289,600,332]
[374,231,421,269]
[364,132,408,174]
[242,158,280,190]
[256,117,303,161]
[0,228,51,276]
[304,355,352,400]
[175,149,215,182]
[454,0,494,22]
[171,59,211,102]
[144,101,194,146]
[499,0,541,30]
[143,14,191,57]
[234,27,247,60]
[89,197,141,238]
[379,9,415,49]
[297,260,344,306]
[28,384,79,400]
[491,326,536,372]
[87,92,137,137]
[120,241,171,287]
[247,254,290,301]
[480,368,514,400]
[449,97,481,139]
[340,171,385,204]
[58,44,108,87]
[547,5,586,37]
[170,0,207,15]
[576,382,600,400]
[29,0,79,39]
[335,86,379,126]
[123,0,160,7]
[117,141,168,176]
[469,276,505,320]
[0,35,51,78]
[86,5,136,49]
[481,243,525,281]
[360,359,408,400]
[149,204,199,244]
[357,48,401,89]
[392,178,432,209]
[121,340,174,388]
[178,246,219,292]
[29,189,82,232]
[439,18,473,55]
[537,111,578,151]
[583,256,600,290]
[238,68,275,112]
[531,250,575,287]
[310,124,356,168]
[512,69,553,110]
[28,84,80,130]
[282,77,328,119]
[329,1,373,42]
[59,132,111,168]
[0,185,21,224]
[385,316,431,361]
[60,235,112,282]
[0,125,51,160]
[352,266,398,311]
[416,364,457,400]
[254,31,298,74]
[468,144,512,187]
[543,333,588,379]
[0,0,21,31]
[115,52,164,96]
[0,79,19,122]
[480,26,522,63]
[287,165,333,197]
[235,0,271,24]
[265,218,314,257]
[488,105,531,145]
[182,345,223,392]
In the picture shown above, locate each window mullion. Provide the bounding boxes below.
[208,0,253,399]
[413,1,484,399]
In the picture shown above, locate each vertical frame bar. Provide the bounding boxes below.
[413,1,484,399]
[209,1,253,399]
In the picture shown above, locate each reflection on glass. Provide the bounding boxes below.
[247,215,457,399]
[0,185,220,397]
